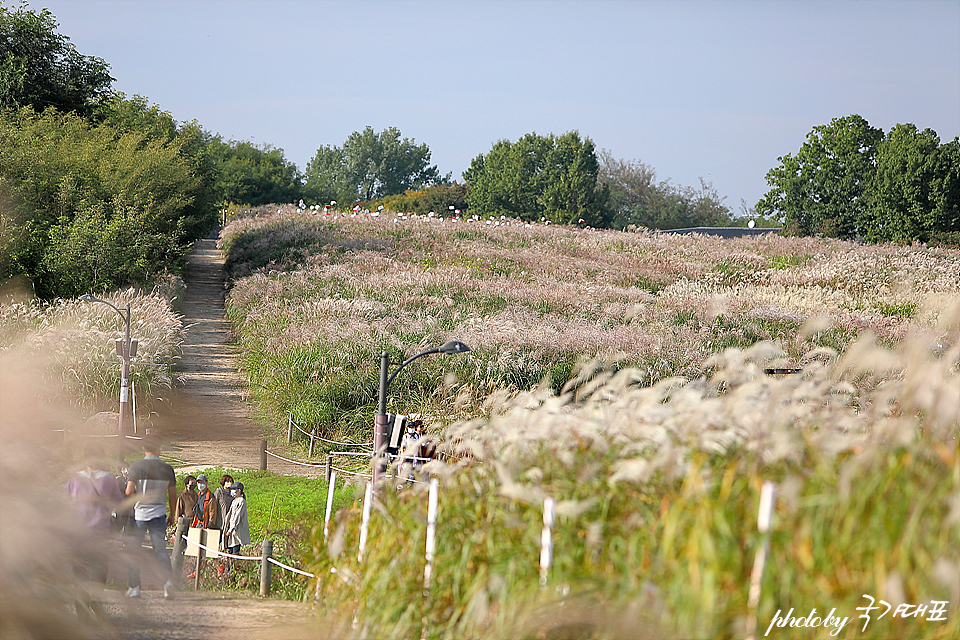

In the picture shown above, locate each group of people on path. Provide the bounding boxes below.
[173,471,250,560]
[66,436,250,603]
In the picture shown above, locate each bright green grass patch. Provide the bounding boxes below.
[875,301,918,320]
[172,467,357,600]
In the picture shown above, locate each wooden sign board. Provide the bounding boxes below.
[185,527,220,558]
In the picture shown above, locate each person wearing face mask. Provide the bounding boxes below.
[191,474,219,530]
[214,474,234,533]
[224,482,249,562]
[174,475,198,524]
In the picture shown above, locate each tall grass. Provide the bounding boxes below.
[220,208,959,636]
[0,288,183,417]
[308,327,959,639]
[222,207,960,446]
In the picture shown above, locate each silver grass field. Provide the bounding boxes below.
[1,207,957,639]
[221,208,958,640]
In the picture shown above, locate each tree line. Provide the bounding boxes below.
[757,114,959,245]
[2,5,956,299]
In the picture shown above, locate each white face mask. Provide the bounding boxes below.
[230,490,238,497]
[197,484,207,492]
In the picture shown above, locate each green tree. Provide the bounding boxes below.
[42,194,184,298]
[864,124,960,244]
[99,92,178,141]
[464,131,610,227]
[596,149,730,230]
[207,137,303,206]
[305,126,443,204]
[0,107,206,297]
[756,115,883,239]
[0,3,114,119]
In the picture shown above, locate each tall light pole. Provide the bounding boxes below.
[80,294,136,467]
[373,340,469,484]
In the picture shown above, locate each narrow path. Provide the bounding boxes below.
[105,239,325,640]
[155,238,322,478]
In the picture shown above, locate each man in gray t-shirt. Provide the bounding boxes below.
[124,438,177,598]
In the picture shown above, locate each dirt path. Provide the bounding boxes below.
[101,591,321,640]
[109,238,325,639]
[155,238,322,479]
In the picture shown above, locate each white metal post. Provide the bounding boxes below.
[424,478,439,590]
[539,496,555,587]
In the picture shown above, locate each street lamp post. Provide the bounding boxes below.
[80,294,136,467]
[373,340,469,485]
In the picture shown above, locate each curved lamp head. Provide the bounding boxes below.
[438,340,470,354]
[79,294,96,302]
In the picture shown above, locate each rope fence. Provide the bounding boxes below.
[176,530,315,595]
[182,535,261,562]
[287,413,371,457]
[262,438,434,484]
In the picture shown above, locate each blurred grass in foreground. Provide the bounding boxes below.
[308,328,959,640]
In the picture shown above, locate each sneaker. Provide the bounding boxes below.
[186,570,197,578]
[163,581,175,599]
[124,587,141,598]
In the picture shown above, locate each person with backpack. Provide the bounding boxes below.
[192,474,219,530]
[66,442,123,616]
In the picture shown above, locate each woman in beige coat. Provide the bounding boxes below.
[224,482,249,556]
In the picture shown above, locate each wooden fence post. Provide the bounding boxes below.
[325,455,332,484]
[287,414,294,444]
[260,439,267,470]
[260,539,273,596]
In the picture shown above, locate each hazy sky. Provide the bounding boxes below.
[23,0,960,211]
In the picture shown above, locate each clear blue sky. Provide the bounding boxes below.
[23,0,960,211]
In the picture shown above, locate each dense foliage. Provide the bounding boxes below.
[380,183,468,217]
[464,131,611,227]
[207,137,304,206]
[598,148,734,230]
[0,105,217,298]
[757,114,960,244]
[0,2,114,119]
[304,126,445,205]
[0,5,220,298]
